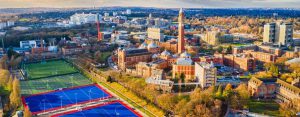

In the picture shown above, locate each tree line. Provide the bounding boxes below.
[0,55,31,117]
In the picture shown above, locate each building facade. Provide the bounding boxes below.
[244,50,277,63]
[248,77,277,98]
[147,28,164,42]
[117,48,152,70]
[172,52,195,81]
[224,54,256,71]
[195,62,217,88]
[70,13,100,25]
[202,31,233,46]
[276,79,300,103]
[263,22,293,46]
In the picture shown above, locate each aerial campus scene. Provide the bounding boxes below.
[0,0,300,117]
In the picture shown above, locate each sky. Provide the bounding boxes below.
[0,0,300,8]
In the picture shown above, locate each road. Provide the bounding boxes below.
[107,56,118,70]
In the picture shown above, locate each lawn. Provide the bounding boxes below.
[248,99,280,116]
[24,60,78,79]
[21,73,92,96]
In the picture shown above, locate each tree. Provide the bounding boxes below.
[269,64,279,77]
[235,84,250,109]
[229,93,241,109]
[226,45,232,54]
[106,76,113,83]
[179,73,185,92]
[215,85,223,99]
[180,73,185,83]
[157,94,177,111]
[9,78,21,109]
[279,99,300,117]
[9,56,22,69]
[0,69,10,86]
[212,99,223,117]
[286,77,294,83]
[7,76,13,91]
[194,104,213,117]
[24,107,32,117]
[223,83,233,98]
[217,46,223,53]
[7,47,19,59]
[175,99,188,116]
[0,55,8,69]
[264,62,273,72]
[190,88,202,101]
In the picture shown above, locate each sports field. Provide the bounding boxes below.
[22,84,112,114]
[52,101,142,117]
[24,60,78,79]
[21,73,92,95]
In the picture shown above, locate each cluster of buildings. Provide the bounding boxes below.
[120,14,171,29]
[59,10,130,27]
[248,77,300,104]
[116,8,239,91]
[0,21,15,29]
[69,13,101,25]
[113,9,300,106]
[13,35,96,60]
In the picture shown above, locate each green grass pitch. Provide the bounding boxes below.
[21,73,92,96]
[24,60,78,80]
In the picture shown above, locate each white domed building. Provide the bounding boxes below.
[179,51,191,58]
[172,51,195,81]
[160,50,172,60]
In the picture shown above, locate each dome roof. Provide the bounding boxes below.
[152,54,159,59]
[139,42,148,49]
[176,58,193,65]
[147,42,158,49]
[161,50,171,56]
[180,51,191,58]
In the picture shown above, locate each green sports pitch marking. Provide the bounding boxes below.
[24,60,78,80]
[21,73,92,95]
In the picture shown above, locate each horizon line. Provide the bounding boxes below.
[0,6,300,10]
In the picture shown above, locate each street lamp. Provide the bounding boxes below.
[46,80,49,90]
[115,105,120,116]
[88,89,92,102]
[71,76,74,87]
[75,93,78,105]
[42,99,46,113]
[60,96,63,108]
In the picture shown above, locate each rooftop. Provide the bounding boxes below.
[123,48,152,57]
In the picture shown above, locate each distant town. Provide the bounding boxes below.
[0,7,300,117]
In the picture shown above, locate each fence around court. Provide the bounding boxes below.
[66,58,159,117]
[20,59,79,80]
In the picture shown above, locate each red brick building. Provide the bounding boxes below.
[248,77,277,98]
[172,52,195,81]
[224,54,256,71]
[117,48,152,70]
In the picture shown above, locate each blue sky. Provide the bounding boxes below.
[0,0,300,8]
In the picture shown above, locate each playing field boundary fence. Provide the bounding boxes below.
[66,58,159,117]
